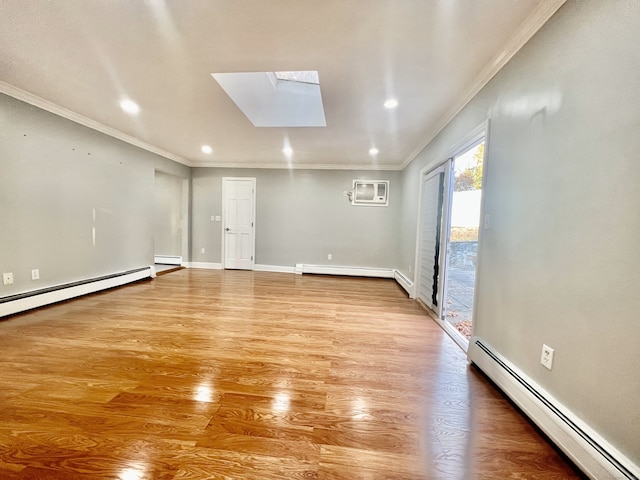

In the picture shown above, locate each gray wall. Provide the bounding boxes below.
[0,93,189,296]
[192,168,401,268]
[400,0,640,462]
[154,170,186,258]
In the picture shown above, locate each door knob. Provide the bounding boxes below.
[225,227,230,231]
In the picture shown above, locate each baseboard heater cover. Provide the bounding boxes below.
[0,267,151,318]
[468,337,639,480]
[393,269,414,296]
[154,255,183,265]
[295,264,394,278]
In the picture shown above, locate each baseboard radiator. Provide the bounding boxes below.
[295,264,394,279]
[393,269,414,296]
[0,267,152,318]
[154,255,183,265]
[468,337,639,480]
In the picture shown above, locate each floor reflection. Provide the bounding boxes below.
[422,335,474,479]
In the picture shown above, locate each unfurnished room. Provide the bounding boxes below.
[0,1,638,479]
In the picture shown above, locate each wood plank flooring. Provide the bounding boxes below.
[0,269,585,479]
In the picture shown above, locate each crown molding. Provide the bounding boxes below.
[400,0,567,170]
[0,81,193,167]
[188,161,403,171]
[0,81,400,171]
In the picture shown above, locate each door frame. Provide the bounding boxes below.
[153,169,190,265]
[413,120,490,349]
[441,133,487,322]
[221,177,256,270]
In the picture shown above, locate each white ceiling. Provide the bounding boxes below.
[0,1,564,170]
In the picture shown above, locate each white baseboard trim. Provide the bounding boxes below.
[0,267,152,318]
[254,264,296,274]
[154,255,183,265]
[183,263,411,294]
[184,262,223,270]
[468,337,639,480]
[295,264,394,278]
[393,269,414,296]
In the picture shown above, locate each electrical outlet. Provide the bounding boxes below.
[2,272,14,285]
[540,344,554,370]
[31,269,40,280]
[327,254,332,260]
[201,248,205,254]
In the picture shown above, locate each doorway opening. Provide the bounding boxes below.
[153,170,188,274]
[442,141,485,341]
[414,122,488,350]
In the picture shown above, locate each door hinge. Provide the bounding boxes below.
[251,256,253,261]
[251,222,254,227]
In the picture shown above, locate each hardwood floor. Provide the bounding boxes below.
[0,269,584,479]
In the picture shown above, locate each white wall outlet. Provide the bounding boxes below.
[210,215,215,221]
[201,248,205,254]
[327,254,332,260]
[2,272,14,285]
[31,269,40,280]
[541,344,555,370]
[215,216,221,222]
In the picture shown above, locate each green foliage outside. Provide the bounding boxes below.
[454,143,484,192]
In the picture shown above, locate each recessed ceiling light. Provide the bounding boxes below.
[283,146,293,156]
[201,145,213,154]
[119,99,140,115]
[384,99,398,109]
[369,148,379,156]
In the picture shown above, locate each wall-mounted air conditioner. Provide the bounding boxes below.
[352,180,389,206]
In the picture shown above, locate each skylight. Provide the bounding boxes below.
[212,71,326,127]
[274,71,319,85]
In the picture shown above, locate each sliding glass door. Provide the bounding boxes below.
[442,141,485,341]
[417,125,487,349]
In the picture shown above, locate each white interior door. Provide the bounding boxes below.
[222,177,256,270]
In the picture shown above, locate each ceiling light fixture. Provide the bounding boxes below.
[369,148,379,156]
[201,145,213,154]
[119,99,140,115]
[384,99,398,109]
